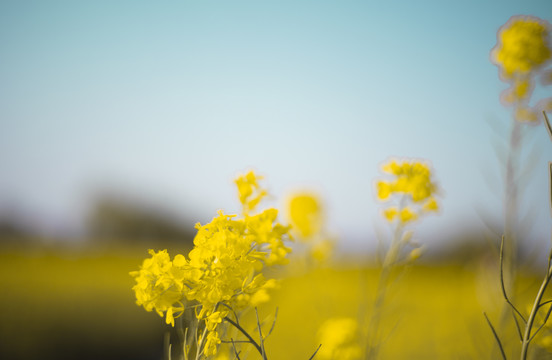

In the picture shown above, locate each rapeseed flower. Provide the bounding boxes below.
[235,170,268,215]
[131,170,291,357]
[491,15,552,122]
[287,193,323,239]
[286,191,335,263]
[129,249,186,326]
[492,16,551,79]
[376,159,439,224]
[317,317,362,360]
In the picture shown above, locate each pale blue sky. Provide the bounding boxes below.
[1,0,551,252]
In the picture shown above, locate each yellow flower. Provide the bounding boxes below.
[491,16,551,122]
[399,207,417,223]
[377,159,437,203]
[376,158,440,223]
[311,239,334,262]
[287,193,323,239]
[131,170,292,357]
[376,181,392,200]
[514,106,538,122]
[317,317,362,360]
[129,249,186,326]
[203,330,222,356]
[383,207,398,222]
[235,170,268,215]
[492,15,551,79]
[206,311,228,331]
[408,247,423,261]
[422,197,439,212]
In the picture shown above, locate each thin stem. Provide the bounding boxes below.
[366,218,404,359]
[195,327,208,360]
[549,162,552,219]
[484,312,507,360]
[224,316,264,356]
[500,235,526,323]
[266,307,279,338]
[520,253,552,360]
[512,309,523,342]
[538,299,552,308]
[230,339,241,360]
[529,302,552,342]
[164,331,172,360]
[543,111,552,142]
[255,308,268,360]
[308,344,322,360]
[183,327,189,360]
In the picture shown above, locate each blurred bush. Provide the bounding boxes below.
[86,195,195,247]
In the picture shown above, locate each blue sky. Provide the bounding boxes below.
[1,0,551,252]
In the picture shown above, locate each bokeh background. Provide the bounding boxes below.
[1,0,552,359]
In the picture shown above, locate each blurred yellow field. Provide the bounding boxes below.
[1,248,549,359]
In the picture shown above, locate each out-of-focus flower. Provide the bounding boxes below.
[383,207,398,222]
[317,317,362,360]
[492,16,551,79]
[311,239,334,262]
[287,193,323,239]
[376,159,440,224]
[285,191,336,263]
[399,207,417,223]
[235,170,268,215]
[408,247,423,261]
[491,15,552,123]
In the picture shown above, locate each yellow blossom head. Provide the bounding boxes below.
[491,15,551,80]
[317,317,362,360]
[129,249,187,326]
[287,192,323,239]
[376,158,440,224]
[235,170,268,215]
[131,170,291,359]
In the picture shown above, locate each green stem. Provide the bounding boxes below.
[520,263,552,360]
[366,218,404,359]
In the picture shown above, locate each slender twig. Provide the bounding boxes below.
[266,307,279,338]
[230,338,241,360]
[500,235,527,323]
[529,302,552,342]
[543,111,552,142]
[255,308,268,360]
[222,340,254,344]
[195,327,208,360]
[511,309,523,342]
[484,312,507,360]
[183,327,189,360]
[549,162,552,219]
[521,251,552,359]
[215,302,241,325]
[308,344,322,360]
[224,316,264,355]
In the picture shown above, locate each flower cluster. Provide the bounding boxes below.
[286,192,334,262]
[376,159,439,224]
[317,317,362,360]
[287,193,322,239]
[235,170,268,215]
[130,171,291,357]
[491,15,552,122]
